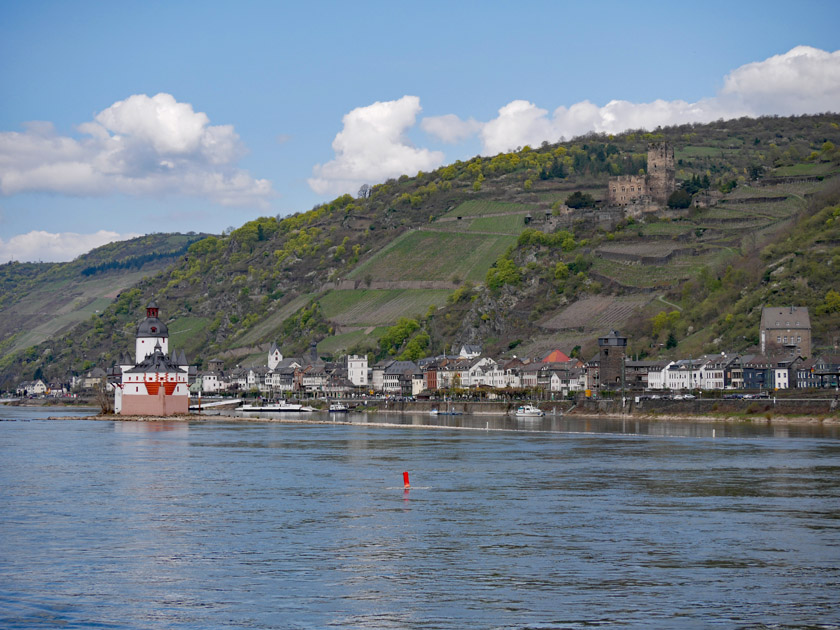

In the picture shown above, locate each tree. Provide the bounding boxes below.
[554,262,570,283]
[566,191,595,209]
[358,184,371,198]
[667,189,692,209]
[666,332,678,349]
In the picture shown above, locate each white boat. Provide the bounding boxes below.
[240,400,312,412]
[329,403,348,412]
[514,404,544,417]
[430,408,462,416]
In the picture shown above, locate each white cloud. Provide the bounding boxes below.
[308,96,445,196]
[0,93,273,207]
[429,46,840,155]
[720,45,840,115]
[0,230,142,263]
[421,114,482,144]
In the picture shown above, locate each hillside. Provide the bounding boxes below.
[0,233,207,364]
[2,113,840,388]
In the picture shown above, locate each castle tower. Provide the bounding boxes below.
[135,300,169,363]
[646,142,675,204]
[598,330,627,389]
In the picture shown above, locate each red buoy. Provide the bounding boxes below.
[403,471,410,489]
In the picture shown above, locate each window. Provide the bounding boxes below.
[777,336,781,343]
[797,336,801,342]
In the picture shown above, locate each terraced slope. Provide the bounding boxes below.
[348,230,518,284]
[540,295,655,331]
[319,289,452,326]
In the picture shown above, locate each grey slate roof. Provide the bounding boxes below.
[137,315,168,338]
[124,344,186,375]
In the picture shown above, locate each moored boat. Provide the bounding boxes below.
[328,402,348,412]
[240,400,312,412]
[514,404,544,417]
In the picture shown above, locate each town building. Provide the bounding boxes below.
[760,306,811,357]
[346,354,368,387]
[598,330,627,389]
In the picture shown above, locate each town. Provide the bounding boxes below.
[14,302,840,414]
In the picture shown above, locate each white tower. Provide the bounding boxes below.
[135,301,169,363]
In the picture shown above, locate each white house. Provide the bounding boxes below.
[646,362,674,390]
[347,354,368,387]
[268,343,283,370]
[458,344,482,359]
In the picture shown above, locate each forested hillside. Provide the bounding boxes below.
[2,113,839,388]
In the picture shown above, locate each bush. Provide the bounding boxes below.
[667,189,693,209]
[566,191,595,209]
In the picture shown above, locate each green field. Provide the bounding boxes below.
[676,146,737,158]
[638,221,696,237]
[168,316,210,351]
[469,214,528,234]
[317,327,389,355]
[319,289,452,325]
[236,293,315,346]
[348,230,518,283]
[592,248,735,289]
[441,199,535,219]
[771,162,836,176]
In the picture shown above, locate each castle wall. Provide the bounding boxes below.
[607,174,647,205]
[121,384,189,416]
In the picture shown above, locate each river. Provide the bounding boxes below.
[1,406,839,629]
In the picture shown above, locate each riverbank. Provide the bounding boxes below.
[50,408,840,426]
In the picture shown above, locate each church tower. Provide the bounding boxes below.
[135,301,169,363]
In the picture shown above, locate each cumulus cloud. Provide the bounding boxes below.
[426,46,839,155]
[720,45,840,115]
[0,230,141,263]
[420,114,482,144]
[308,96,445,196]
[0,93,273,206]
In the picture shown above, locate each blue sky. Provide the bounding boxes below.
[1,0,839,261]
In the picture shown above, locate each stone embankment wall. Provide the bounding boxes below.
[574,396,840,417]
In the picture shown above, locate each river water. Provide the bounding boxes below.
[1,406,839,629]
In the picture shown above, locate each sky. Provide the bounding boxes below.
[1,0,839,262]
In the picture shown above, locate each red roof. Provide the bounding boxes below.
[542,349,571,363]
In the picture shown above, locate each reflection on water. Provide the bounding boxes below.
[0,411,839,629]
[237,408,840,440]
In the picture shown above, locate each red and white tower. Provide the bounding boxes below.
[135,300,168,363]
[114,302,191,416]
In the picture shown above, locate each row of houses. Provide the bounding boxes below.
[195,343,595,398]
[16,369,110,397]
[195,332,840,399]
[635,353,840,391]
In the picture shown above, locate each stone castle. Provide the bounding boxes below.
[607,142,675,206]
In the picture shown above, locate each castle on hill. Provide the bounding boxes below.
[607,142,675,207]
